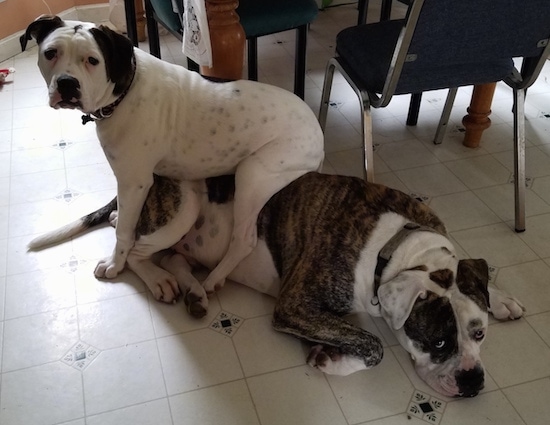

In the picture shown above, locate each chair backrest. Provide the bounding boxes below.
[383,0,550,101]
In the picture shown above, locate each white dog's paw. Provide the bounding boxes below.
[147,271,180,304]
[306,345,366,376]
[203,277,226,295]
[94,256,124,279]
[489,287,525,320]
[108,211,118,228]
[184,290,209,318]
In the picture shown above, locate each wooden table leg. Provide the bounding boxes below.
[201,0,245,80]
[462,82,497,148]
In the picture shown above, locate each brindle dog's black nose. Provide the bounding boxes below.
[455,365,484,397]
[57,75,81,101]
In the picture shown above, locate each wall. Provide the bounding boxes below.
[0,0,108,40]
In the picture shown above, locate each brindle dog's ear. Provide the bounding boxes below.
[378,272,428,330]
[20,15,65,51]
[457,259,490,310]
[90,26,135,96]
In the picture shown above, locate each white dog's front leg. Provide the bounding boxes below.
[94,178,153,278]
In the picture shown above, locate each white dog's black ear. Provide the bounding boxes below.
[89,26,135,95]
[378,272,427,330]
[20,15,65,51]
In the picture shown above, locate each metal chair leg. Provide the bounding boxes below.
[360,96,375,182]
[433,87,458,144]
[294,25,308,99]
[406,93,422,125]
[247,38,258,81]
[513,88,526,232]
[318,59,336,131]
[145,0,161,58]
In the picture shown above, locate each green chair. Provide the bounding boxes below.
[145,0,319,99]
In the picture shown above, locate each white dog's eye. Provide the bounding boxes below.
[44,49,57,60]
[88,57,99,66]
[434,340,445,349]
[474,330,485,341]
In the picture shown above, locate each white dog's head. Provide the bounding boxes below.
[378,258,490,397]
[20,15,134,114]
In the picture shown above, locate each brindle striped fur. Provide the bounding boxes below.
[256,172,447,368]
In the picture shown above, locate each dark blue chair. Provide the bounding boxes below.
[318,0,550,232]
[144,0,318,99]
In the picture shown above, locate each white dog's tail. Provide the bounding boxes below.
[27,197,117,250]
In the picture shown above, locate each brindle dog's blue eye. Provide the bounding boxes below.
[434,340,445,349]
[44,49,57,60]
[89,57,99,66]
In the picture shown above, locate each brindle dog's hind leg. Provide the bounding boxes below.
[272,293,384,375]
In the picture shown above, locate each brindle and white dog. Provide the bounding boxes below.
[29,172,525,398]
[20,16,324,302]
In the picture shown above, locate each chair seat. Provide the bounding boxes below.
[238,0,318,38]
[336,21,514,95]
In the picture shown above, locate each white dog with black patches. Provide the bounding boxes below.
[21,15,324,301]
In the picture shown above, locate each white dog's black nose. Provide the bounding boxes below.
[57,74,81,101]
[455,365,484,397]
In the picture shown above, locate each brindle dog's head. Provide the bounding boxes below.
[378,258,490,397]
[20,15,134,114]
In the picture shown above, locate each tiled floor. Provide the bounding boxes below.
[1,3,550,425]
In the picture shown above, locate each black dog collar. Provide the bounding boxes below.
[371,222,437,306]
[82,55,136,125]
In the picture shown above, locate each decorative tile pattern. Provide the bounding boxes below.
[210,311,243,337]
[60,255,87,273]
[409,192,431,204]
[55,188,81,203]
[407,390,446,424]
[62,341,100,371]
[52,139,74,150]
[509,175,533,188]
[488,264,498,283]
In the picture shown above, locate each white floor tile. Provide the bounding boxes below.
[481,320,550,388]
[441,390,525,425]
[247,366,347,425]
[170,380,260,425]
[86,398,173,425]
[233,315,306,377]
[83,340,166,415]
[77,293,155,350]
[495,260,550,316]
[2,307,79,372]
[4,268,76,319]
[0,362,84,425]
[327,350,414,424]
[503,378,550,425]
[157,329,243,395]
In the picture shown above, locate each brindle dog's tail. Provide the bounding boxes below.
[27,197,117,250]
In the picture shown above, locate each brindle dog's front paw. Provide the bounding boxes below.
[307,345,342,371]
[489,287,525,320]
[94,256,124,279]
